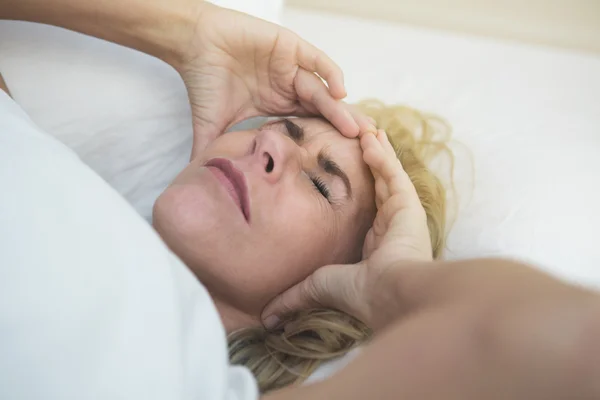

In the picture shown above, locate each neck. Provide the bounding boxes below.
[211,296,262,333]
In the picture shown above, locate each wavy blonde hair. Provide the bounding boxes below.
[228,101,452,393]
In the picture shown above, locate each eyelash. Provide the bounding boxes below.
[309,174,331,201]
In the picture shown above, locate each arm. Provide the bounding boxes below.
[264,258,600,400]
[0,0,200,68]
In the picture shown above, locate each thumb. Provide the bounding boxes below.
[261,272,326,330]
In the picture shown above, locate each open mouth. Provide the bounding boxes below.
[205,158,251,222]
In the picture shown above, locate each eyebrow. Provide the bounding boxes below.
[283,118,304,142]
[318,148,353,199]
[280,118,353,199]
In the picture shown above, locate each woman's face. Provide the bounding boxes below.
[153,118,375,316]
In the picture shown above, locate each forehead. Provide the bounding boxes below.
[293,117,360,160]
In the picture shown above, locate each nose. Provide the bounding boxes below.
[251,128,302,184]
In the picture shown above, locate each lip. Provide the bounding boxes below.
[205,158,251,222]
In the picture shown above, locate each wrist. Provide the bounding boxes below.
[102,0,208,70]
[357,262,417,331]
[136,0,208,70]
[361,260,442,331]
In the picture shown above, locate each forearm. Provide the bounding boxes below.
[0,0,203,68]
[266,269,600,399]
[365,258,576,331]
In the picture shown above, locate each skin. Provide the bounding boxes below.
[153,118,376,331]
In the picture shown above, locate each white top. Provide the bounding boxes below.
[0,90,258,400]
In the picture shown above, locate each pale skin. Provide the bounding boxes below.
[2,0,600,398]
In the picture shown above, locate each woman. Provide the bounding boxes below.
[1,0,599,399]
[152,103,448,391]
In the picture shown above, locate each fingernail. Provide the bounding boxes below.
[368,117,377,126]
[264,315,280,330]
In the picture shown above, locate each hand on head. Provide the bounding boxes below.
[261,128,434,330]
[178,3,376,157]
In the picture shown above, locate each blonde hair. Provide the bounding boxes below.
[229,101,452,393]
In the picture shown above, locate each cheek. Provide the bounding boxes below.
[258,192,339,290]
[152,185,212,261]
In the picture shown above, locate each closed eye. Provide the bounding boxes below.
[310,174,331,201]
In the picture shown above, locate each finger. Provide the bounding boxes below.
[360,130,383,154]
[360,132,383,180]
[362,227,376,259]
[361,132,385,184]
[296,38,346,99]
[363,145,404,194]
[375,193,418,234]
[377,131,405,193]
[261,274,322,329]
[372,129,399,169]
[360,131,383,165]
[295,68,359,137]
[365,135,391,205]
[377,129,398,159]
[346,104,377,135]
[363,133,420,208]
[296,99,375,138]
[375,176,390,207]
